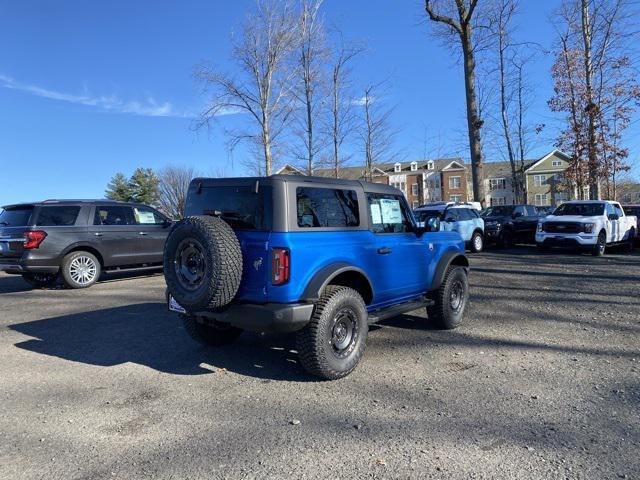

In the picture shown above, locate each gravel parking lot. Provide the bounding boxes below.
[1,248,639,480]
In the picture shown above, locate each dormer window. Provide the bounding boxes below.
[394,162,401,173]
[410,161,417,172]
[427,161,434,170]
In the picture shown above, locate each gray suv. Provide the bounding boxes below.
[0,200,171,288]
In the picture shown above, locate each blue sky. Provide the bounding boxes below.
[1,0,638,205]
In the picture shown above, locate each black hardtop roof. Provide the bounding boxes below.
[191,175,402,195]
[2,199,147,209]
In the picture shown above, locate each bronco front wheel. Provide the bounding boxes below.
[296,286,368,380]
[427,265,469,329]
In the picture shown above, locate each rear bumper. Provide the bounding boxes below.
[0,260,59,274]
[190,302,315,333]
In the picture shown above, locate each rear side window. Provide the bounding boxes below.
[0,206,33,226]
[296,187,359,228]
[184,185,272,231]
[35,206,81,226]
[444,209,461,222]
[94,206,134,226]
[368,193,412,233]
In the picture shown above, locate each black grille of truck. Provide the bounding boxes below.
[543,222,582,233]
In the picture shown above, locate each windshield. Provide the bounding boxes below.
[553,202,604,216]
[415,210,442,222]
[0,206,34,226]
[481,206,513,217]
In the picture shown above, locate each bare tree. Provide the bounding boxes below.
[326,39,363,178]
[158,166,197,219]
[293,0,328,175]
[425,0,486,204]
[550,0,639,200]
[195,0,298,176]
[359,83,397,181]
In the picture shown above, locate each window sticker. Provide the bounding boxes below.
[135,208,157,224]
[380,199,402,223]
[370,204,382,224]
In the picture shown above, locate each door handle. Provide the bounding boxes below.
[138,232,148,236]
[94,232,103,237]
[377,247,392,255]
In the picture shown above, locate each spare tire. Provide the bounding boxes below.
[164,215,243,311]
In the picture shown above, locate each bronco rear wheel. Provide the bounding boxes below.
[296,286,368,380]
[164,216,242,311]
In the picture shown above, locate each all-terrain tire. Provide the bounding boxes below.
[470,231,484,253]
[296,286,368,380]
[21,272,59,288]
[61,251,101,289]
[164,216,242,311]
[427,266,469,330]
[592,231,606,256]
[181,314,243,346]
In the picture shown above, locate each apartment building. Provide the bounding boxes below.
[276,149,574,208]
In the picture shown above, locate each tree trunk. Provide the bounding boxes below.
[581,0,600,200]
[263,128,272,176]
[498,27,520,205]
[461,27,484,204]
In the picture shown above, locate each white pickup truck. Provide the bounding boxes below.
[536,200,637,256]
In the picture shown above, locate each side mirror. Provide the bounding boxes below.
[513,212,523,218]
[608,214,619,221]
[426,217,441,232]
[163,219,173,227]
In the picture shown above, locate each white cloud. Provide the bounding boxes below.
[351,96,374,106]
[0,74,190,118]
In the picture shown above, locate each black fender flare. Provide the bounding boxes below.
[301,263,373,303]
[429,250,469,291]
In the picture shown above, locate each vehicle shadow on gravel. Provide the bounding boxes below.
[0,270,164,295]
[8,302,316,382]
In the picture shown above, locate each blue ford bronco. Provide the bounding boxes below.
[164,176,470,379]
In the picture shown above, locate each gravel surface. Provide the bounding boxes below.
[1,248,639,480]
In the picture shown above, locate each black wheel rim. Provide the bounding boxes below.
[450,279,465,312]
[174,238,207,291]
[330,308,359,358]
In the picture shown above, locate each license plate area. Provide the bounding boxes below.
[168,295,186,314]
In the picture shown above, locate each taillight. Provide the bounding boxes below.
[272,248,290,285]
[23,231,47,250]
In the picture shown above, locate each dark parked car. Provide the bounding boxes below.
[0,200,172,288]
[623,205,640,245]
[481,204,541,247]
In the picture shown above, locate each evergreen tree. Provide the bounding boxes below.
[129,168,160,205]
[105,172,133,201]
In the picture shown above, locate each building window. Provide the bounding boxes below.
[412,200,419,209]
[554,192,569,204]
[433,177,440,189]
[391,181,406,193]
[394,162,401,173]
[410,161,417,171]
[450,195,462,202]
[427,161,434,170]
[552,160,563,167]
[489,178,507,191]
[534,174,547,187]
[490,197,507,206]
[449,176,461,189]
[411,184,419,196]
[534,193,549,206]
